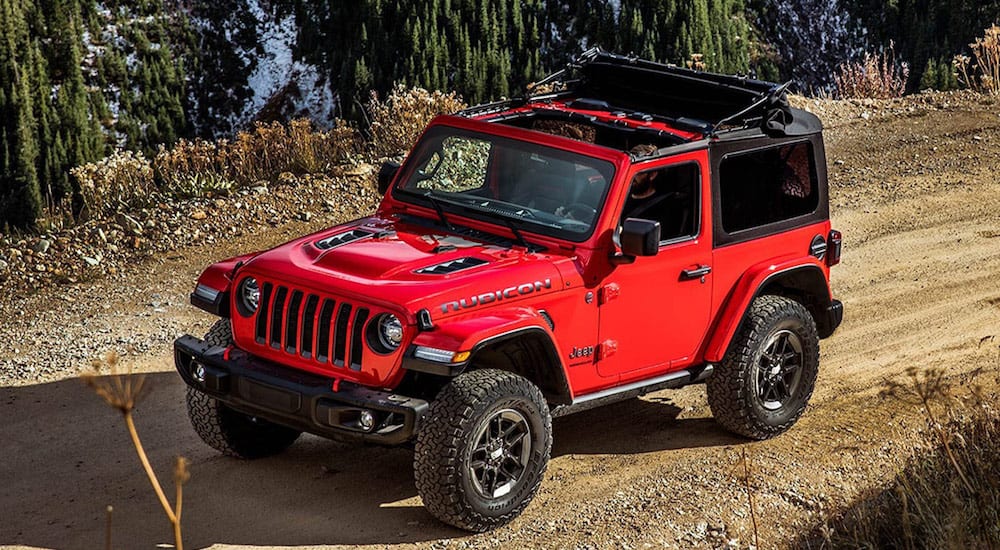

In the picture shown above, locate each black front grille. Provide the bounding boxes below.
[254,282,370,370]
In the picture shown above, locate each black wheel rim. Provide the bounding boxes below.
[469,409,532,499]
[753,329,804,411]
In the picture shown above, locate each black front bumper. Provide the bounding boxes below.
[174,336,428,445]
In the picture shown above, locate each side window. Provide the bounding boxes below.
[620,162,700,242]
[718,142,818,233]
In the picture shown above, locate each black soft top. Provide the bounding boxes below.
[461,48,822,141]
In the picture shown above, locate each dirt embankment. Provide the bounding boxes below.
[1,91,999,550]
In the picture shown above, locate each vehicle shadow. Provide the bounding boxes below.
[552,393,744,457]
[1,374,740,549]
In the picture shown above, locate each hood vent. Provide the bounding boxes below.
[416,257,489,275]
[315,229,374,250]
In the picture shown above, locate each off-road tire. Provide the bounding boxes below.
[186,320,301,459]
[707,295,819,440]
[415,369,552,532]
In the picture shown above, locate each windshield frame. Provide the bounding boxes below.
[390,124,619,244]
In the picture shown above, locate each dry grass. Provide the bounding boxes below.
[954,25,1000,95]
[364,84,466,158]
[806,365,1000,549]
[82,351,190,550]
[71,150,156,220]
[63,85,463,225]
[834,42,909,99]
[154,118,358,195]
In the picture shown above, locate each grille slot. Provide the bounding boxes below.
[255,282,273,344]
[300,295,319,358]
[415,256,489,275]
[316,299,335,362]
[333,303,352,366]
[269,287,288,348]
[250,282,372,370]
[350,308,370,370]
[284,290,304,353]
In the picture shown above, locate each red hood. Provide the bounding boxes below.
[239,216,569,321]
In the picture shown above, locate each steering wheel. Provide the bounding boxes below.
[561,202,597,223]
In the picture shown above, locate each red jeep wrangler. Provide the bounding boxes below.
[175,49,842,531]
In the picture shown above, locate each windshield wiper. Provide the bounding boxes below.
[500,217,529,248]
[420,191,453,231]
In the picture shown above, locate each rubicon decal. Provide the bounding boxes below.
[440,279,552,313]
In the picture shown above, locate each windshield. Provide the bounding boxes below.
[395,126,616,242]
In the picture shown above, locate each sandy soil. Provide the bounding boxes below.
[2,92,999,550]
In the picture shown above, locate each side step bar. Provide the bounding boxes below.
[550,365,714,418]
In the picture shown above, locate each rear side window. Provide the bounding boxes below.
[718,142,818,233]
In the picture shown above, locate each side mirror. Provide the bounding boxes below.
[377,161,401,195]
[618,218,660,259]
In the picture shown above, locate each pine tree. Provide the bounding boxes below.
[6,66,43,230]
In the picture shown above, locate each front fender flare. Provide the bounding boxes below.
[190,253,258,317]
[403,307,572,403]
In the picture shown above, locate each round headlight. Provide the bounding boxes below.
[239,277,260,314]
[378,314,404,349]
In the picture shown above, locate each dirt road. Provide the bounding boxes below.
[2,92,999,549]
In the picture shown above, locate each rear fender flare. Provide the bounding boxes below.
[704,258,831,363]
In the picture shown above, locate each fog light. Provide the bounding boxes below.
[359,410,376,432]
[192,362,206,383]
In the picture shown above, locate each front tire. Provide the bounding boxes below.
[415,369,552,532]
[186,320,301,459]
[707,295,820,440]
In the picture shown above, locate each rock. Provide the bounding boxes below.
[344,163,374,177]
[0,259,8,272]
[82,256,100,266]
[298,211,312,222]
[33,239,51,254]
[251,184,268,194]
[35,264,46,272]
[117,213,144,236]
[190,210,207,220]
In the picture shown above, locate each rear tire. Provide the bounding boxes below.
[186,320,301,459]
[707,295,819,440]
[415,369,552,532]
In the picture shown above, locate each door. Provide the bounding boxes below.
[596,156,713,379]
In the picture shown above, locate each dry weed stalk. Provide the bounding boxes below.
[880,367,972,493]
[812,363,999,548]
[105,505,113,550]
[834,41,909,99]
[954,24,1000,95]
[82,351,189,550]
[741,448,762,549]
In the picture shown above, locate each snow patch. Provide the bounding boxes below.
[237,0,337,128]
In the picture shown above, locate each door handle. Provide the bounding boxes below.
[681,265,712,280]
